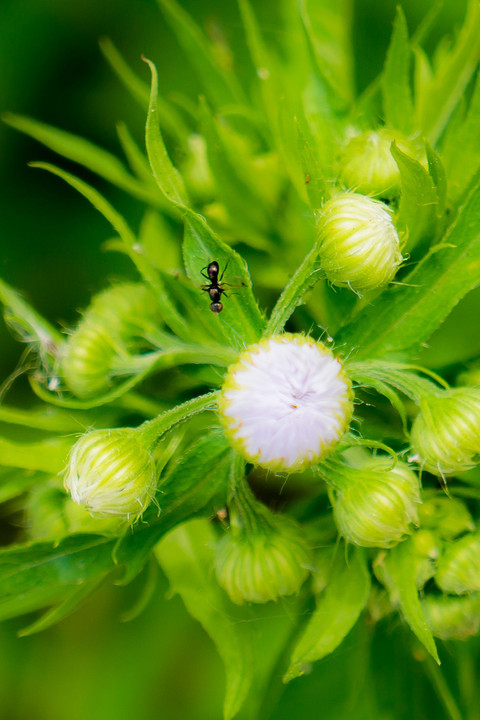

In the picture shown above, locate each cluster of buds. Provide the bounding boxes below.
[61,282,161,397]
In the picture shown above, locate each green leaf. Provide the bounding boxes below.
[200,100,270,240]
[2,112,164,208]
[0,277,62,348]
[29,162,170,300]
[115,427,232,583]
[0,436,72,473]
[156,0,244,109]
[425,143,447,222]
[382,7,413,134]
[0,404,90,433]
[0,467,43,504]
[116,122,153,182]
[414,0,480,143]
[0,535,114,624]
[294,116,328,209]
[182,214,265,348]
[284,546,370,682]
[18,575,107,636]
[265,239,322,335]
[155,518,254,720]
[391,142,438,251]
[99,36,150,106]
[337,180,480,360]
[380,538,440,664]
[441,71,480,204]
[299,0,354,109]
[143,58,265,348]
[143,57,189,206]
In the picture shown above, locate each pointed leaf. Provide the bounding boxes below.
[391,142,438,251]
[382,7,413,133]
[156,0,244,109]
[284,547,370,682]
[415,0,480,142]
[381,538,440,664]
[2,112,163,207]
[155,518,254,720]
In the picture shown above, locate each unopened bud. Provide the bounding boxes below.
[418,490,474,540]
[329,456,421,548]
[422,593,480,640]
[61,283,160,398]
[64,428,157,521]
[340,129,420,199]
[435,532,480,595]
[215,513,312,605]
[410,388,480,475]
[315,192,403,292]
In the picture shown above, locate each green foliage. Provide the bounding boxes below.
[2,1,480,718]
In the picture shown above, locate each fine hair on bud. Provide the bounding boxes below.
[410,388,480,476]
[61,282,161,398]
[315,192,403,292]
[64,428,157,521]
[328,456,421,548]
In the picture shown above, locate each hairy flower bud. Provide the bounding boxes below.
[219,334,353,472]
[412,529,442,589]
[61,283,160,397]
[315,192,402,292]
[422,593,480,640]
[435,532,480,595]
[339,129,420,199]
[64,428,157,521]
[410,388,480,475]
[418,490,474,540]
[215,514,312,604]
[330,457,421,548]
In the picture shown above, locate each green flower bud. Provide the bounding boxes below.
[329,457,421,548]
[26,484,69,541]
[315,192,403,292]
[435,532,480,595]
[411,529,442,589]
[215,508,312,605]
[422,593,480,641]
[418,490,474,540]
[410,388,480,475]
[339,129,420,199]
[64,428,157,521]
[61,283,160,398]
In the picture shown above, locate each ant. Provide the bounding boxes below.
[200,259,231,313]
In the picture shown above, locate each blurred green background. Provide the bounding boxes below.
[0,1,473,718]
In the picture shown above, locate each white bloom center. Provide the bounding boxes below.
[220,335,352,471]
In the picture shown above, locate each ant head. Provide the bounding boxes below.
[208,261,220,279]
[210,302,223,313]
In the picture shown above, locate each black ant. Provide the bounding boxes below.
[200,260,230,313]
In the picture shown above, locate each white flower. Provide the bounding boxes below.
[218,334,353,471]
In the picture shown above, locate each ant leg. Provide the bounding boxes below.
[219,257,231,282]
[200,271,210,280]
